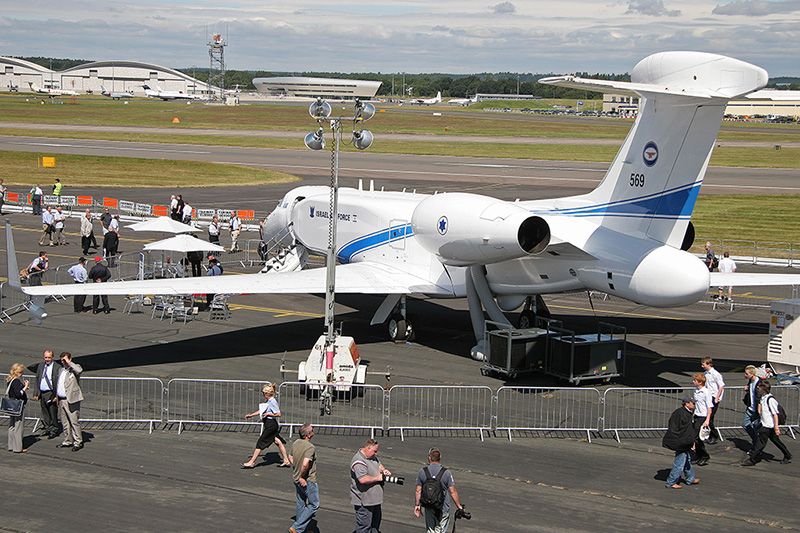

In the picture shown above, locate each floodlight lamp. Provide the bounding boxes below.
[352,129,374,150]
[305,129,326,150]
[354,100,375,122]
[309,98,331,119]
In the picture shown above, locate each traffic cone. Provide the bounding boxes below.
[172,117,180,123]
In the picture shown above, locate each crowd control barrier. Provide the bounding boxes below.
[495,387,603,442]
[165,378,272,434]
[79,377,164,433]
[279,382,386,439]
[386,385,494,441]
[602,386,800,441]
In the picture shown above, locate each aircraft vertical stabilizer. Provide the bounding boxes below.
[539,52,767,248]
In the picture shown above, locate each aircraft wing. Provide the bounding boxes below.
[710,272,800,287]
[21,262,456,297]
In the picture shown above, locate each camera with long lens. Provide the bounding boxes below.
[455,506,471,520]
[382,473,405,485]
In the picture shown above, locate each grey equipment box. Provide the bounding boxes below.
[482,320,553,378]
[545,322,626,385]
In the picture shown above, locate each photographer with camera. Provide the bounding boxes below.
[414,447,465,533]
[350,438,401,533]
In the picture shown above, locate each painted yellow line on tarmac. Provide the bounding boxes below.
[550,303,683,321]
[228,303,323,318]
[651,357,666,364]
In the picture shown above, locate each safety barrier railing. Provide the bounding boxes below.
[165,378,273,434]
[0,282,32,322]
[278,382,386,439]
[386,385,494,441]
[79,377,164,433]
[602,387,694,441]
[495,387,603,442]
[602,386,800,442]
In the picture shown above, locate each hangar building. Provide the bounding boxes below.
[252,76,381,99]
[0,56,214,96]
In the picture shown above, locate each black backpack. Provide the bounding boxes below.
[768,395,787,426]
[419,466,446,510]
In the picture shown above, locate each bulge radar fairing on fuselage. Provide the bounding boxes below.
[15,51,799,358]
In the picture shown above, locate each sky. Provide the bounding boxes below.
[1,0,799,76]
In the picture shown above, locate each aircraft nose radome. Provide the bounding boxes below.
[630,246,710,307]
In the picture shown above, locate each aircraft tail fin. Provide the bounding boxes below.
[539,52,767,247]
[5,221,23,292]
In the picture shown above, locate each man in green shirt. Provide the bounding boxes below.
[289,424,319,533]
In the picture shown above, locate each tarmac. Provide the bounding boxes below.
[2,137,800,531]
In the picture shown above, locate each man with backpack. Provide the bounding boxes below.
[742,380,792,466]
[414,447,464,533]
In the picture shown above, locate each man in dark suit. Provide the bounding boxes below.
[32,350,60,439]
[88,257,112,314]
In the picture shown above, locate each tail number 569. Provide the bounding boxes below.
[630,173,645,187]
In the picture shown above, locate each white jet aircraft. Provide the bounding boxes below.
[101,85,134,100]
[11,51,800,359]
[27,82,79,97]
[410,91,442,105]
[142,84,207,101]
[448,95,477,106]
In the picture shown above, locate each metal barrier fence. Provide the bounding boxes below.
[80,377,164,433]
[279,382,386,439]
[165,378,272,434]
[386,385,494,441]
[495,387,603,442]
[0,282,31,321]
[2,375,799,441]
[602,386,800,441]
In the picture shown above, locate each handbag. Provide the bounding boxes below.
[1,380,24,417]
[699,425,711,442]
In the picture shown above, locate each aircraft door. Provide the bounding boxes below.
[389,219,408,251]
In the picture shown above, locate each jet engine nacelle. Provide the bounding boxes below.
[411,193,550,266]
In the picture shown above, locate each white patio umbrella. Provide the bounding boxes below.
[126,216,198,233]
[143,234,225,253]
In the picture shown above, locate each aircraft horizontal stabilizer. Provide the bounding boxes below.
[21,262,456,298]
[540,51,767,100]
[710,272,800,288]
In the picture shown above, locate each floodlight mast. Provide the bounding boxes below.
[305,98,375,375]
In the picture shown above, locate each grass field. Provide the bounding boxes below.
[0,151,299,188]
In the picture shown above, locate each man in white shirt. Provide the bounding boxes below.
[208,214,220,244]
[39,205,55,246]
[701,357,725,445]
[53,206,67,245]
[182,202,193,225]
[67,257,89,312]
[742,380,792,466]
[108,214,120,235]
[717,251,737,301]
[229,212,241,252]
[692,373,713,466]
[27,251,48,286]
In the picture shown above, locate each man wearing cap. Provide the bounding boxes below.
[662,396,699,489]
[88,257,112,314]
[67,257,88,313]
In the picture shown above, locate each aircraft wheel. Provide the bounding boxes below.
[518,310,536,329]
[405,314,416,342]
[388,313,408,342]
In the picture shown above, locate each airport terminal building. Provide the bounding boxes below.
[0,56,214,96]
[252,76,381,99]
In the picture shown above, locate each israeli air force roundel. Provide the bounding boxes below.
[437,216,448,235]
[643,141,658,167]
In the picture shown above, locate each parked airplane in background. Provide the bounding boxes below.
[410,91,442,105]
[101,85,134,100]
[448,95,477,106]
[12,52,800,360]
[142,84,207,101]
[7,82,19,92]
[27,82,78,97]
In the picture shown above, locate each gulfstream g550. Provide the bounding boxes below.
[12,52,799,359]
